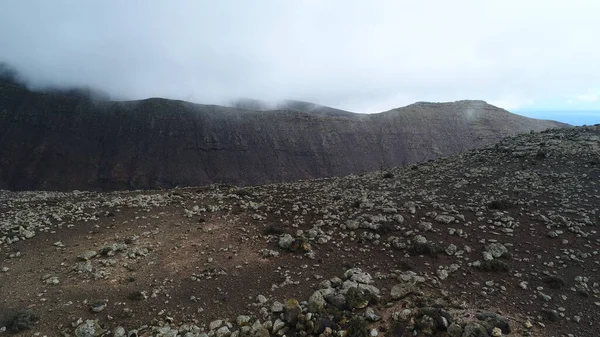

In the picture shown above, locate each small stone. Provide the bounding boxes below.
[485,243,508,258]
[344,268,374,284]
[79,250,98,261]
[447,323,462,337]
[260,249,279,258]
[391,283,421,300]
[364,307,381,322]
[236,315,251,326]
[541,309,560,322]
[90,301,107,313]
[462,322,487,337]
[278,234,295,249]
[43,276,60,285]
[324,292,347,309]
[215,326,230,337]
[112,326,126,337]
[74,320,106,337]
[393,214,405,224]
[445,244,457,256]
[491,327,502,337]
[435,215,455,224]
[256,295,268,304]
[209,320,223,330]
[253,327,270,337]
[538,292,552,302]
[437,269,449,280]
[308,290,326,312]
[272,319,285,333]
[418,221,433,231]
[475,312,510,334]
[482,251,494,261]
[271,301,284,312]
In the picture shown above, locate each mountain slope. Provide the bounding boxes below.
[0,83,568,190]
[0,125,599,336]
[230,98,357,117]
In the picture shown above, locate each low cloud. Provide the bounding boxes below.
[1,1,600,112]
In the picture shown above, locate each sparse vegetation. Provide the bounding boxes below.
[234,188,254,198]
[346,287,376,309]
[345,317,370,337]
[543,275,566,289]
[536,150,548,159]
[478,259,510,272]
[376,222,396,233]
[388,322,405,337]
[127,291,146,301]
[486,199,513,210]
[264,224,284,235]
[3,310,39,332]
[408,242,443,257]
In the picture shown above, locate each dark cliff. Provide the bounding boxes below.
[0,83,569,190]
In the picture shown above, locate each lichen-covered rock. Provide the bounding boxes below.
[284,299,302,325]
[74,320,106,337]
[308,290,326,312]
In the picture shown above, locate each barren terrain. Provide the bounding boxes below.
[1,125,599,337]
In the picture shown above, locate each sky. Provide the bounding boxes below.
[1,0,599,125]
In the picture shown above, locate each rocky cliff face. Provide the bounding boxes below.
[0,83,569,190]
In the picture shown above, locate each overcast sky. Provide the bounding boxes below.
[1,0,599,124]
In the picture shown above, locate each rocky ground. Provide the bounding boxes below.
[1,124,599,337]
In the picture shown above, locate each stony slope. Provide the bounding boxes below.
[0,82,568,191]
[0,124,598,336]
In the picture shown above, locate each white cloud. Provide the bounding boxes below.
[489,97,536,111]
[1,0,600,112]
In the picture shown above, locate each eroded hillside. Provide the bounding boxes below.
[0,82,568,191]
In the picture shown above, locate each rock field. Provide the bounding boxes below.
[1,124,599,337]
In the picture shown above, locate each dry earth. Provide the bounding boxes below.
[1,125,599,337]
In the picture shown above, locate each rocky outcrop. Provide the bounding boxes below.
[0,82,568,190]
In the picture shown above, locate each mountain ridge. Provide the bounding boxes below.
[0,83,569,191]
